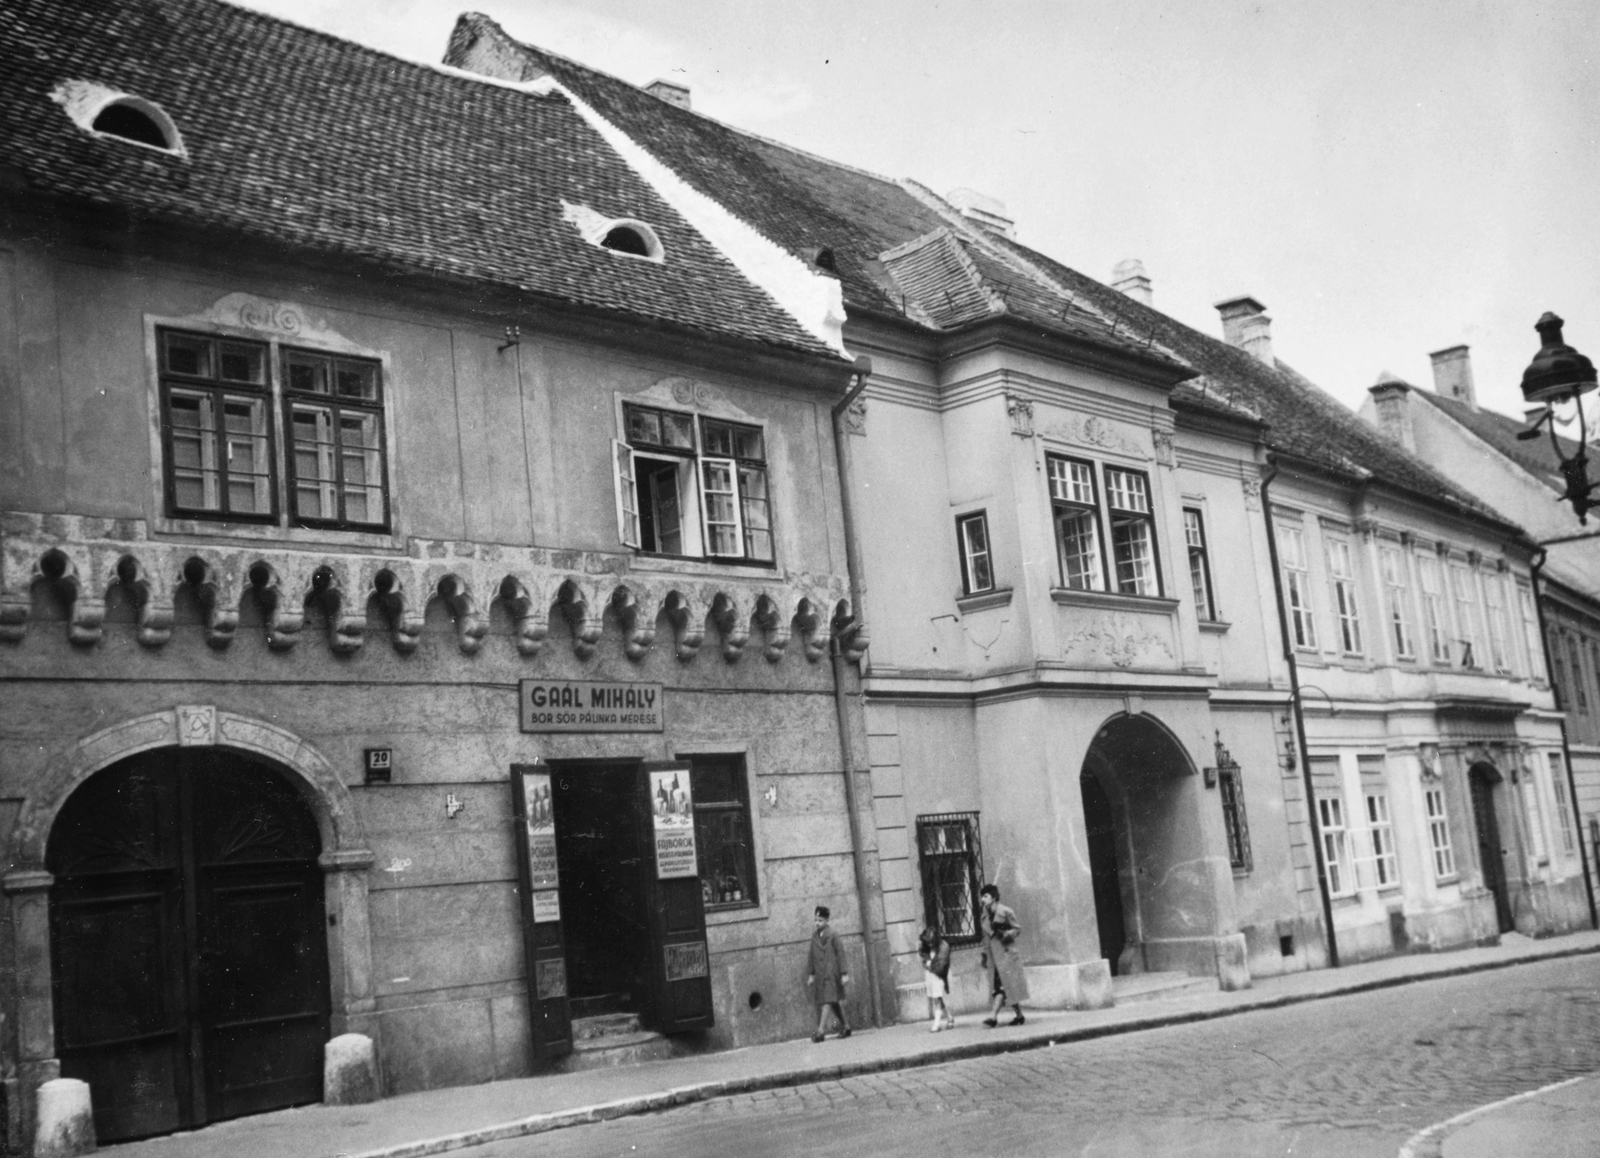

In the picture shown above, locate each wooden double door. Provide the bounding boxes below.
[46,749,329,1143]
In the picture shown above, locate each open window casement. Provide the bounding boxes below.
[613,439,641,548]
[699,457,744,558]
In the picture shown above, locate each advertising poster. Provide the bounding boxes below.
[650,766,698,879]
[531,890,561,924]
[522,771,559,889]
[664,941,709,981]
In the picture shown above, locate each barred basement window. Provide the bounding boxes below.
[689,754,758,911]
[917,812,984,946]
[1213,739,1251,872]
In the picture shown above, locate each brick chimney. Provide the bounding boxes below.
[945,188,1015,239]
[1111,259,1152,306]
[1215,296,1273,365]
[1367,370,1415,451]
[1429,345,1476,408]
[645,80,690,110]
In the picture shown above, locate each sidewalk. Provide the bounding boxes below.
[1399,1072,1600,1158]
[105,930,1600,1158]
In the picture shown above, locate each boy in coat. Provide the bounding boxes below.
[806,905,851,1042]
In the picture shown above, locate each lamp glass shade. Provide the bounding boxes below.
[1522,312,1598,404]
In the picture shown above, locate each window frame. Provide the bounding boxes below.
[1549,753,1578,857]
[1448,560,1482,670]
[1416,553,1451,665]
[1277,521,1319,650]
[1424,786,1457,881]
[1104,466,1162,597]
[1379,543,1416,660]
[1318,795,1353,897]
[157,329,279,525]
[956,510,996,596]
[1568,634,1589,714]
[1522,771,1550,865]
[1325,535,1364,656]
[686,753,760,913]
[1364,791,1398,889]
[1214,741,1251,873]
[916,812,986,947]
[1184,507,1218,621]
[280,346,391,532]
[1047,454,1108,592]
[1516,581,1544,680]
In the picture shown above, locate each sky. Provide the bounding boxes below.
[240,0,1600,424]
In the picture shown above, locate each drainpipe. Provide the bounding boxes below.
[828,355,884,1027]
[1529,548,1599,929]
[1260,459,1340,967]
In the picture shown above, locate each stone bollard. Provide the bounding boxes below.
[35,1078,95,1158]
[324,1033,380,1105]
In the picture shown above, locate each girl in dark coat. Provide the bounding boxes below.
[805,905,851,1042]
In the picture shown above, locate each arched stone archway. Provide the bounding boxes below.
[1079,712,1248,987]
[3,708,376,1154]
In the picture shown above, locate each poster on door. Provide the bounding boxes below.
[650,766,698,879]
[522,771,558,888]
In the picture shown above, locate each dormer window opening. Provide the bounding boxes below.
[53,82,185,156]
[603,226,651,257]
[92,101,171,149]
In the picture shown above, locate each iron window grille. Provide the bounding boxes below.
[688,754,759,911]
[1213,738,1252,872]
[956,511,995,595]
[916,812,985,946]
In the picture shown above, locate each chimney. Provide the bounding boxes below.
[945,188,1015,239]
[1111,259,1152,306]
[444,14,549,83]
[1367,370,1416,452]
[644,79,690,110]
[1214,296,1273,365]
[1429,344,1477,408]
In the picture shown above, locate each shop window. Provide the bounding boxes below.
[283,349,389,530]
[1318,796,1353,897]
[1214,739,1250,872]
[1277,522,1318,649]
[916,812,984,946]
[956,511,994,595]
[1184,508,1217,620]
[1380,544,1415,659]
[689,755,758,910]
[615,404,773,563]
[1424,787,1456,880]
[1326,537,1363,654]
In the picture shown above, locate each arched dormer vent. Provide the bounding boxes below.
[809,246,838,273]
[561,201,664,263]
[51,81,185,157]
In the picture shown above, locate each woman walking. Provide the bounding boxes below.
[979,884,1027,1027]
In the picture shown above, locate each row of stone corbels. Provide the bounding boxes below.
[0,540,868,664]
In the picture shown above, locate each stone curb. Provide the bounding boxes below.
[1394,1073,1591,1158]
[347,942,1600,1158]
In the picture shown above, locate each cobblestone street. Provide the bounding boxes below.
[461,956,1600,1158]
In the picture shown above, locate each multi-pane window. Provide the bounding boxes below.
[1424,787,1456,879]
[1550,630,1571,710]
[1522,773,1549,863]
[1048,456,1105,591]
[1380,545,1415,659]
[1449,563,1481,668]
[1550,753,1577,856]
[1277,523,1318,649]
[1105,468,1159,596]
[1365,793,1398,887]
[689,755,758,910]
[616,405,773,562]
[1568,635,1589,713]
[1517,582,1544,679]
[1484,572,1510,671]
[283,349,388,529]
[916,813,984,946]
[159,330,275,521]
[956,512,994,596]
[158,328,390,531]
[1184,508,1217,620]
[1416,555,1451,664]
[1326,538,1363,654]
[1318,796,1353,896]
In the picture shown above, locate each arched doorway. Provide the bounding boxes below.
[47,747,330,1143]
[1468,763,1514,934]
[1079,771,1126,973]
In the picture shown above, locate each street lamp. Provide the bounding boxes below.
[1518,312,1599,523]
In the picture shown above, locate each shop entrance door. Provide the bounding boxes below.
[1469,765,1515,934]
[46,749,328,1144]
[1080,772,1127,975]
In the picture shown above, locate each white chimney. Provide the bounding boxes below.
[645,79,690,110]
[945,188,1015,239]
[1111,259,1152,306]
[1215,296,1273,366]
[1367,371,1415,452]
[1429,345,1477,408]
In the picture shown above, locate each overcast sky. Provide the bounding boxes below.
[240,0,1599,424]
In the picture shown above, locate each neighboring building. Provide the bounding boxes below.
[0,1,885,1151]
[1361,350,1600,920]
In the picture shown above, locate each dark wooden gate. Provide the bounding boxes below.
[47,749,329,1143]
[637,763,713,1033]
[1469,766,1515,934]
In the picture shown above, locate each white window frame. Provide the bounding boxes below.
[1278,522,1319,650]
[1380,544,1415,660]
[1424,786,1456,881]
[1105,467,1161,597]
[956,511,995,596]
[1326,536,1363,655]
[1318,795,1353,897]
[1183,508,1217,621]
[1416,553,1451,665]
[1549,752,1578,857]
[1522,770,1549,864]
[1516,580,1543,680]
[1364,791,1398,889]
[1048,455,1107,592]
[1449,561,1482,669]
[1484,570,1510,672]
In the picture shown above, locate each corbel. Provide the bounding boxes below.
[433,573,486,655]
[793,596,827,663]
[751,593,789,662]
[309,563,365,654]
[554,578,602,659]
[834,598,869,664]
[708,591,748,662]
[114,553,175,647]
[611,585,658,660]
[179,554,241,648]
[247,560,305,650]
[370,567,424,653]
[661,590,703,661]
[496,575,547,657]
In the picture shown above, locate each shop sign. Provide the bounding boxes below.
[535,958,567,1000]
[531,889,561,924]
[650,766,698,879]
[664,940,709,981]
[521,770,559,888]
[520,680,664,733]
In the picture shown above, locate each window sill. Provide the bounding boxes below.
[705,901,768,926]
[1199,619,1231,634]
[1434,874,1460,887]
[1050,588,1179,615]
[153,515,402,551]
[1231,866,1251,878]
[626,553,779,575]
[956,587,1014,614]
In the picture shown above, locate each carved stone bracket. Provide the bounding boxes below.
[306,563,365,654]
[662,590,704,661]
[431,572,486,655]
[246,560,306,650]
[179,555,242,649]
[1006,393,1034,438]
[114,554,175,646]
[709,592,749,662]
[611,585,658,659]
[752,593,790,662]
[370,568,424,653]
[844,397,867,436]
[495,576,546,657]
[1152,428,1175,468]
[1241,477,1263,512]
[793,598,827,662]
[554,579,602,659]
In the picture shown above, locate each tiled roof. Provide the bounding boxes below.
[1410,388,1574,494]
[0,0,839,359]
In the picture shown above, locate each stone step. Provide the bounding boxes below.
[572,1012,643,1041]
[1111,971,1219,1005]
[555,1029,678,1073]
